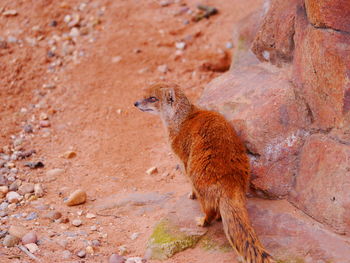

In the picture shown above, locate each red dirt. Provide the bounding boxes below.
[0,0,263,262]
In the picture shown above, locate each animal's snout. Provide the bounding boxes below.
[134,101,140,107]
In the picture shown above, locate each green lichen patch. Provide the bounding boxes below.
[199,236,232,252]
[147,219,205,260]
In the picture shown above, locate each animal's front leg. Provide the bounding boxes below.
[176,162,197,200]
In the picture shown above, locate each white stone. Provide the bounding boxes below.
[6,191,22,204]
[175,41,186,50]
[25,243,39,253]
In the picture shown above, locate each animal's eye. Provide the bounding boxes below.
[148,97,158,103]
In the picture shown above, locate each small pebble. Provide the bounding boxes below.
[25,212,38,221]
[118,245,128,255]
[77,250,86,258]
[46,168,64,178]
[22,232,38,245]
[3,235,20,247]
[70,27,80,37]
[43,210,62,220]
[138,67,149,74]
[42,83,56,89]
[92,239,100,246]
[13,138,23,147]
[0,210,8,217]
[25,243,39,253]
[3,10,18,16]
[49,20,58,27]
[9,225,27,238]
[160,0,172,7]
[65,189,87,206]
[23,124,33,133]
[6,162,15,169]
[90,225,97,231]
[40,112,49,120]
[62,151,77,159]
[17,149,36,159]
[157,64,168,73]
[8,203,17,211]
[25,161,44,169]
[86,213,96,219]
[62,250,71,259]
[175,41,186,50]
[0,230,7,238]
[68,14,80,27]
[57,239,68,248]
[72,219,82,227]
[146,167,158,175]
[0,175,9,186]
[0,185,9,196]
[39,120,51,128]
[225,42,233,49]
[64,15,72,23]
[80,27,89,35]
[112,56,122,63]
[126,257,146,263]
[18,183,34,195]
[130,232,139,240]
[34,183,44,197]
[86,245,94,254]
[6,191,22,203]
[9,180,21,192]
[0,202,9,210]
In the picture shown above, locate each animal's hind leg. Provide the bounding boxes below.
[196,203,217,227]
[196,209,216,227]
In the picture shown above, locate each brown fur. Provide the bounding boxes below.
[135,83,274,263]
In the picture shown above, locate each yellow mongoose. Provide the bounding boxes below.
[134,83,274,263]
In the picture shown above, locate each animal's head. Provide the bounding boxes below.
[134,83,192,126]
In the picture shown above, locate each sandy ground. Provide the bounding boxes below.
[0,0,263,262]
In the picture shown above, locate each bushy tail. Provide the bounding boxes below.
[219,194,274,263]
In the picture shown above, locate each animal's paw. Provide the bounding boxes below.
[188,191,197,200]
[196,216,208,227]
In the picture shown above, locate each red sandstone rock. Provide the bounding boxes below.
[158,195,350,262]
[199,64,310,197]
[291,134,350,235]
[305,0,350,33]
[293,5,350,130]
[231,6,266,67]
[248,198,350,262]
[251,0,302,66]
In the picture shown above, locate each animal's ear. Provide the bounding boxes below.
[164,87,175,105]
